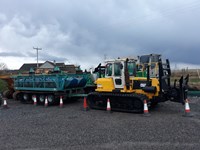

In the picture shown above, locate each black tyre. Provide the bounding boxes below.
[47,94,56,105]
[39,95,45,104]
[21,93,30,104]
[13,91,22,101]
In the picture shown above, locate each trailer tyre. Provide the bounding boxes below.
[47,95,55,105]
[21,93,30,104]
[39,95,45,104]
[13,91,22,101]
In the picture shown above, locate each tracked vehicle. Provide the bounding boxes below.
[87,56,189,113]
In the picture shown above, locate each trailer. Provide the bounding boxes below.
[12,68,96,105]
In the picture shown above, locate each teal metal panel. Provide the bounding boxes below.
[13,73,93,92]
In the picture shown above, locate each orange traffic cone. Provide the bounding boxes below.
[2,98,9,109]
[106,98,111,113]
[83,97,89,111]
[183,99,193,117]
[44,96,48,107]
[33,95,37,106]
[143,100,150,116]
[59,96,64,108]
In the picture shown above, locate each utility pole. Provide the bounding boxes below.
[33,47,42,68]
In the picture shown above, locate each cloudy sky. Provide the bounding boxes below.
[0,0,200,70]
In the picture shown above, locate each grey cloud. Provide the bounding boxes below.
[39,52,67,63]
[0,0,200,69]
[0,52,25,57]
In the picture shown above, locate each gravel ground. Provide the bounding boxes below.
[0,97,200,150]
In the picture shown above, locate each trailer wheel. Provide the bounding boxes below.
[13,91,22,101]
[39,95,45,104]
[47,95,55,105]
[21,93,30,104]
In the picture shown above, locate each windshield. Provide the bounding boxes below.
[114,63,122,76]
[128,62,136,76]
[105,63,112,76]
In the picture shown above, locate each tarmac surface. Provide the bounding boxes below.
[0,97,200,150]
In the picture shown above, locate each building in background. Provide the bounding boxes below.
[19,61,82,74]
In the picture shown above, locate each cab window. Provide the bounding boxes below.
[128,62,136,76]
[114,63,122,76]
[106,63,112,76]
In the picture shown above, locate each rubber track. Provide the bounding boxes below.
[87,92,148,113]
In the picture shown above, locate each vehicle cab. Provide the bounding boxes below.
[95,58,137,92]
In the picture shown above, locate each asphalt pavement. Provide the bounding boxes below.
[0,97,199,150]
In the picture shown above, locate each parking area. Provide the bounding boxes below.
[0,97,200,150]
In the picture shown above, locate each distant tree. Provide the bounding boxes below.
[0,79,8,92]
[0,62,8,70]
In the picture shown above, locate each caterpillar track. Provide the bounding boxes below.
[87,92,148,113]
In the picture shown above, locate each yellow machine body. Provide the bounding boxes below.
[95,78,115,92]
[95,77,160,100]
